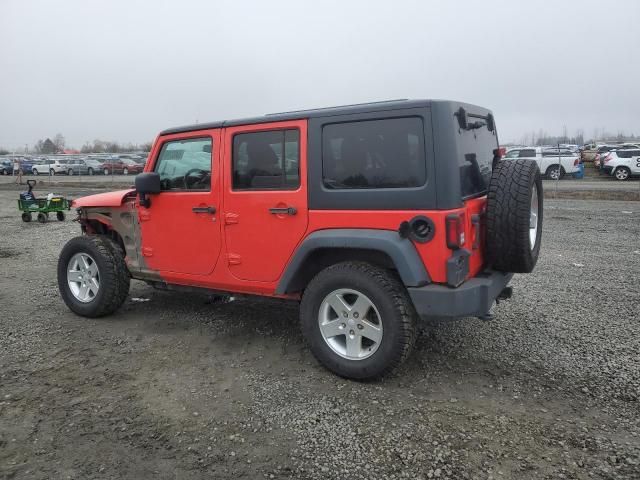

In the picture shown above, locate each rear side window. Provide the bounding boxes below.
[519,149,536,158]
[616,149,640,158]
[232,129,300,190]
[154,137,212,191]
[322,117,426,189]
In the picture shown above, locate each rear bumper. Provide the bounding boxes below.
[602,166,614,174]
[408,270,514,319]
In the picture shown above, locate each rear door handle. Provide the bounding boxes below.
[192,206,216,214]
[269,207,297,215]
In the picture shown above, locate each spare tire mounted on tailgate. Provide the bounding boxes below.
[486,158,543,273]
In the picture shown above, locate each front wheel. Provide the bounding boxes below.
[50,169,55,176]
[21,212,32,222]
[123,168,128,175]
[37,212,47,223]
[300,262,417,379]
[68,168,74,176]
[614,167,630,181]
[57,236,130,317]
[87,167,94,176]
[32,169,39,176]
[56,211,65,221]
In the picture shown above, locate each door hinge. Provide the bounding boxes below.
[142,247,153,257]
[226,253,241,265]
[224,213,239,225]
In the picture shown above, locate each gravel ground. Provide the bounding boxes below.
[0,187,639,480]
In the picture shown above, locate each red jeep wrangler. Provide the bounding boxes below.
[57,100,543,379]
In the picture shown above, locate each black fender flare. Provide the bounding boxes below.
[275,229,430,294]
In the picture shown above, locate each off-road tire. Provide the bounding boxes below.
[57,235,130,318]
[300,261,417,380]
[486,159,543,273]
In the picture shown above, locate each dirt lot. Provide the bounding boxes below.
[1,186,639,480]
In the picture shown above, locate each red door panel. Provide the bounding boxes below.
[222,120,308,282]
[139,130,222,276]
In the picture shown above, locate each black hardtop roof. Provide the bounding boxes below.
[159,99,463,136]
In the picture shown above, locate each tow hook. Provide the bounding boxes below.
[477,287,513,321]
[496,286,513,304]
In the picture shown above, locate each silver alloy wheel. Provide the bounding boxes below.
[123,168,128,175]
[529,185,539,249]
[104,168,109,175]
[318,288,383,360]
[67,253,100,303]
[615,168,629,180]
[549,167,560,180]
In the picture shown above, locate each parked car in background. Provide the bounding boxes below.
[594,144,639,168]
[65,157,106,175]
[0,160,12,175]
[601,148,640,180]
[100,157,127,175]
[120,158,144,174]
[31,158,71,176]
[504,147,580,179]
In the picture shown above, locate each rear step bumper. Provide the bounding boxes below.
[407,270,514,319]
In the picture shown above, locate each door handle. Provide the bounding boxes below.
[192,206,216,214]
[269,206,297,216]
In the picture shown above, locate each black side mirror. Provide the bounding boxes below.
[135,172,160,207]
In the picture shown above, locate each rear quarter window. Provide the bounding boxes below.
[321,117,426,189]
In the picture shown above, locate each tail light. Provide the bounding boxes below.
[574,158,579,166]
[445,212,466,250]
[604,153,612,163]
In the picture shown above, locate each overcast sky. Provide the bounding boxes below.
[1,0,639,150]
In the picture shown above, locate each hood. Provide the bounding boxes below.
[72,189,135,208]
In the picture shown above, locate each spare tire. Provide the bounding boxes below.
[486,159,543,273]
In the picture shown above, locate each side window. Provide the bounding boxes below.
[504,150,520,158]
[232,129,300,190]
[154,137,212,191]
[322,117,426,189]
[519,149,536,158]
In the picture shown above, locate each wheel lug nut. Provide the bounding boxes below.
[357,324,363,330]
[342,312,348,318]
[349,330,355,336]
[353,312,359,319]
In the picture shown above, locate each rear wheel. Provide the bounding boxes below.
[37,212,47,223]
[21,212,32,222]
[32,169,39,176]
[545,164,564,180]
[49,169,55,176]
[123,168,129,175]
[57,236,130,317]
[614,167,630,181]
[487,159,543,273]
[87,167,94,176]
[300,262,417,379]
[104,168,109,175]
[68,168,74,176]
[56,211,65,221]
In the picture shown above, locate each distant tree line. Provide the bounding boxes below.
[79,139,153,153]
[518,127,638,147]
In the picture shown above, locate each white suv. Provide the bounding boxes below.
[31,159,69,176]
[504,147,580,180]
[601,149,640,181]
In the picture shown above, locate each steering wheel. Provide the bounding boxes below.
[183,168,209,188]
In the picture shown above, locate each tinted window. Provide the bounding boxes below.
[504,150,520,158]
[321,117,426,189]
[154,137,212,191]
[232,129,299,190]
[519,149,536,158]
[616,149,640,158]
